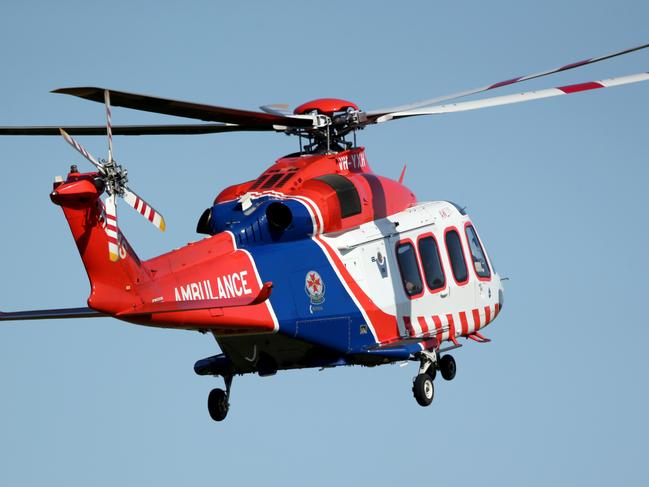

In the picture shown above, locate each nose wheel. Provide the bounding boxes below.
[207,375,232,422]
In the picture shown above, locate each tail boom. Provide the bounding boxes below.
[50,170,277,334]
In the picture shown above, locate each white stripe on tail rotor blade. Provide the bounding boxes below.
[59,128,103,169]
[104,195,120,262]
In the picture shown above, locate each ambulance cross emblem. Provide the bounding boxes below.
[305,271,325,306]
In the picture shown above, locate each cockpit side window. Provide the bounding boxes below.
[396,241,424,298]
[418,235,445,292]
[445,228,468,284]
[465,224,491,279]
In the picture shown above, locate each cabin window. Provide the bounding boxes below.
[445,229,468,284]
[418,235,445,291]
[465,224,491,278]
[396,241,423,297]
[314,174,361,218]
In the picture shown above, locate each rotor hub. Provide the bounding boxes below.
[293,98,359,117]
[100,161,128,197]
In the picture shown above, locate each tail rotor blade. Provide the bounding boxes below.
[104,194,120,262]
[104,90,113,164]
[122,187,166,232]
[59,128,103,169]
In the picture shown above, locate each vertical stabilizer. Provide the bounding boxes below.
[50,171,149,314]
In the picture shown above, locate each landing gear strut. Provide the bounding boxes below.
[208,375,232,422]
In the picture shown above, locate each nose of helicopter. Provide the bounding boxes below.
[497,275,505,312]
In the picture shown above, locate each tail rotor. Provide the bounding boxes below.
[58,89,166,262]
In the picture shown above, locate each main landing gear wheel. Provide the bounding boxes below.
[412,373,435,407]
[208,375,233,422]
[439,354,457,381]
[208,388,229,421]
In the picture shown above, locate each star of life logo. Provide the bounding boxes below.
[305,271,325,307]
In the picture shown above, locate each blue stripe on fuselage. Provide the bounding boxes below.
[244,235,377,354]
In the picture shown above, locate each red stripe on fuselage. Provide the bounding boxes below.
[446,313,456,340]
[403,316,414,337]
[472,308,481,331]
[432,315,443,339]
[418,316,429,335]
[459,311,469,335]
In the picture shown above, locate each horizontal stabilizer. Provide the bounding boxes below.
[118,282,273,317]
[0,307,106,321]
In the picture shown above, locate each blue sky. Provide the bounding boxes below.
[1,1,648,486]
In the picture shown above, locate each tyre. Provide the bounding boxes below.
[207,388,229,421]
[439,354,456,381]
[412,373,435,407]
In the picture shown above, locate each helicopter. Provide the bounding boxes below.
[1,43,647,421]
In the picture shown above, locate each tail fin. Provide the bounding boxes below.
[50,171,150,314]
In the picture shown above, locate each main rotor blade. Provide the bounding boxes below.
[259,103,292,116]
[105,194,120,262]
[105,90,113,164]
[366,42,649,118]
[59,128,103,169]
[0,124,270,136]
[122,187,166,232]
[376,71,649,121]
[53,87,314,129]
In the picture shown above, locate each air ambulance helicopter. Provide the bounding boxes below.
[1,44,648,421]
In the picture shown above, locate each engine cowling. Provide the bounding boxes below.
[197,147,417,243]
